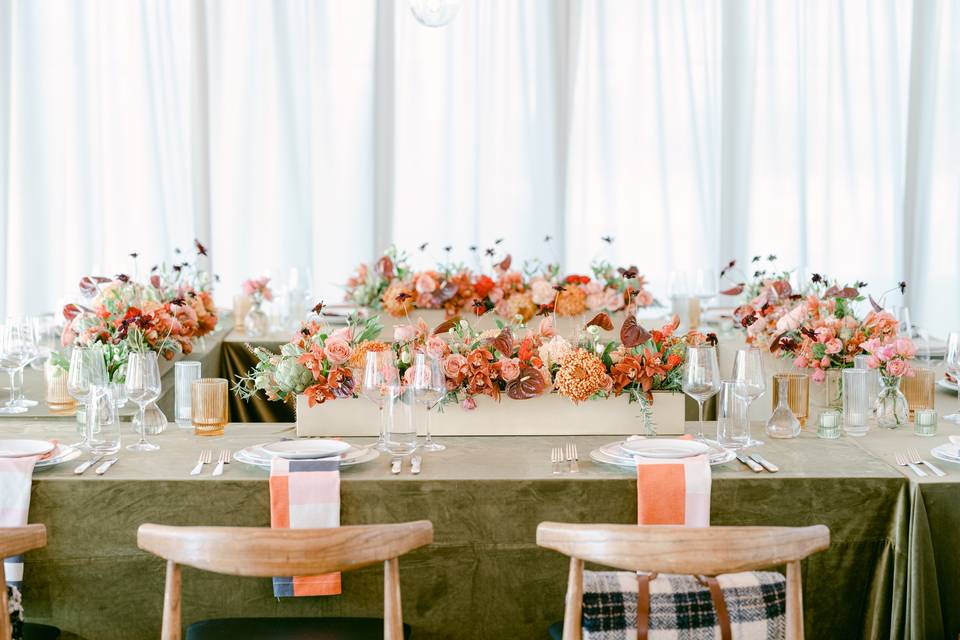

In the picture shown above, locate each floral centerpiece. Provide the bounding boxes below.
[861,334,917,428]
[720,255,800,350]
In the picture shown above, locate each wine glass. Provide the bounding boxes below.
[0,320,38,414]
[67,345,109,446]
[682,345,721,439]
[732,347,766,446]
[944,332,960,423]
[361,351,399,451]
[410,353,447,452]
[125,351,161,452]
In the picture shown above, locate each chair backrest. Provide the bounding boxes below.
[0,525,47,640]
[138,521,433,640]
[536,522,830,640]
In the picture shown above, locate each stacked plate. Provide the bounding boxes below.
[0,439,81,470]
[233,438,379,470]
[590,437,735,468]
[930,443,960,465]
[936,378,957,393]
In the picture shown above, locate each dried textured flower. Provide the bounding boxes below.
[554,348,608,403]
[382,280,415,317]
[347,341,390,369]
[554,286,587,317]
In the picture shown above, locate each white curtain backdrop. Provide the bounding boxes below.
[1,0,957,336]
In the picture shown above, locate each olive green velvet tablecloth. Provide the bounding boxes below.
[7,420,956,640]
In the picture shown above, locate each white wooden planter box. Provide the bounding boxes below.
[295,391,686,437]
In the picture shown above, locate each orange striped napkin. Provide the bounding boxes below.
[634,437,711,526]
[269,457,341,596]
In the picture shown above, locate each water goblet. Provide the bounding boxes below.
[682,345,721,439]
[125,351,161,452]
[411,353,447,452]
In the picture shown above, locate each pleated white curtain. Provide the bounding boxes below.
[0,0,957,335]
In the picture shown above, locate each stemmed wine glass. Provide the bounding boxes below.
[67,345,109,446]
[732,347,767,446]
[361,351,400,451]
[125,351,161,452]
[944,332,960,423]
[682,345,721,439]
[0,319,36,414]
[410,353,447,452]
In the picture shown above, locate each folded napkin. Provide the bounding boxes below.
[0,457,37,591]
[635,451,711,527]
[269,457,341,597]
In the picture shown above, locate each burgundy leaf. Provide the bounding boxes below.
[150,275,162,289]
[506,366,546,400]
[837,287,859,299]
[376,255,394,279]
[497,254,512,271]
[63,304,83,321]
[585,312,613,331]
[79,277,99,298]
[823,285,840,298]
[868,294,883,313]
[431,281,459,305]
[620,315,651,348]
[720,284,745,296]
[433,316,461,335]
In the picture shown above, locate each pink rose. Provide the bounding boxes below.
[886,359,909,377]
[820,356,831,368]
[895,338,917,359]
[811,369,826,383]
[860,338,881,354]
[499,358,521,382]
[443,353,468,379]
[530,279,555,306]
[461,396,477,411]
[793,355,808,369]
[824,339,843,355]
[415,272,438,294]
[324,338,352,365]
[426,336,448,358]
[878,345,896,362]
[394,324,417,342]
[867,355,881,369]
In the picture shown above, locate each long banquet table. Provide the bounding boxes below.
[6,417,960,640]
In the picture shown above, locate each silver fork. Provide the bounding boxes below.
[190,449,212,476]
[212,450,231,477]
[907,448,945,477]
[566,443,580,473]
[894,451,926,477]
[551,447,562,474]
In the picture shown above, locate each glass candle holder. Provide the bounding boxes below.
[192,378,228,436]
[853,354,880,409]
[914,409,938,437]
[902,367,935,420]
[175,361,202,428]
[842,369,871,437]
[817,409,842,439]
[44,357,76,412]
[771,373,810,427]
[233,294,252,332]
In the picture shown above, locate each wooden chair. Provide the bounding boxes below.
[137,521,433,640]
[537,522,830,640]
[1,525,60,640]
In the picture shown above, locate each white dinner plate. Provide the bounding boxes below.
[936,378,957,392]
[234,444,378,470]
[590,444,734,468]
[259,439,351,459]
[0,439,56,459]
[619,438,710,459]
[931,444,960,465]
[33,444,82,470]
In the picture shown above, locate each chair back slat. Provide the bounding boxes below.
[138,521,433,577]
[0,525,47,640]
[537,523,829,575]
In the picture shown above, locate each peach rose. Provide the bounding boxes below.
[499,357,521,382]
[415,272,438,294]
[443,353,468,379]
[530,279,555,306]
[324,338,352,365]
[426,336,448,358]
[394,324,417,342]
[330,326,354,342]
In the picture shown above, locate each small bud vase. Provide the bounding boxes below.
[875,376,908,429]
[244,302,269,337]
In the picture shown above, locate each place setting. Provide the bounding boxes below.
[232,438,380,472]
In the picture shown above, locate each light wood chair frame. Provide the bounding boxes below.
[0,525,48,640]
[536,522,830,640]
[138,520,433,640]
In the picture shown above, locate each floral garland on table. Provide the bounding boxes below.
[55,242,219,378]
[236,310,705,434]
[345,245,660,322]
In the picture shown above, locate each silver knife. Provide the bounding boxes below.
[410,455,422,475]
[749,454,779,473]
[74,455,104,475]
[94,458,119,475]
[736,453,763,472]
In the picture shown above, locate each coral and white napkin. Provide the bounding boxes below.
[0,457,37,590]
[635,451,711,526]
[269,457,341,597]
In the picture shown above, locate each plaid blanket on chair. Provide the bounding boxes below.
[582,571,786,640]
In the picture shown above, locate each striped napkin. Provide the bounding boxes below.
[268,457,341,597]
[635,445,711,526]
[0,457,37,591]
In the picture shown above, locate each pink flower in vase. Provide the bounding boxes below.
[824,339,843,355]
[895,337,917,358]
[811,368,826,383]
[886,359,912,378]
[793,355,808,369]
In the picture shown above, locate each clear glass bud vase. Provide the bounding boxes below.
[244,302,269,336]
[875,376,908,429]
